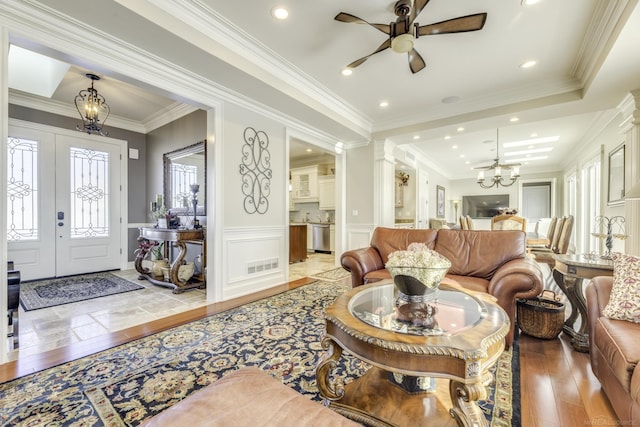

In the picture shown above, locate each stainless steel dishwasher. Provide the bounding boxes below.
[312,223,331,253]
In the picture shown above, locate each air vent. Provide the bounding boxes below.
[247,258,279,274]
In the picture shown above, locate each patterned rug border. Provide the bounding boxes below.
[19,272,146,311]
[309,267,351,281]
[1,280,519,426]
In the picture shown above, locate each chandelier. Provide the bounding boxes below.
[74,73,110,136]
[475,129,521,189]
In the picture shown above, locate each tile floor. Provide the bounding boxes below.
[9,252,336,361]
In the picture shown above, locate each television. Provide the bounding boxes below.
[462,194,510,218]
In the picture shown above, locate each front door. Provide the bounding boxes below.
[7,124,123,280]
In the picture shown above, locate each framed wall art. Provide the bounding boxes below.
[436,185,445,218]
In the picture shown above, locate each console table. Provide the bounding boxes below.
[135,227,205,293]
[316,281,508,426]
[552,254,613,352]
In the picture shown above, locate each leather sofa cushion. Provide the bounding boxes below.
[142,367,358,426]
[434,230,526,280]
[594,316,640,392]
[370,228,438,264]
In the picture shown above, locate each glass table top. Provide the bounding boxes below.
[348,283,487,337]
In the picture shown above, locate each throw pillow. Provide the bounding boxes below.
[602,252,640,323]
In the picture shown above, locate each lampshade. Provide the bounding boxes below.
[626,181,640,200]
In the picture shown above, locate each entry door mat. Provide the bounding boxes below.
[1,280,519,426]
[19,272,146,311]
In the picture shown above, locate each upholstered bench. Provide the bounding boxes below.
[141,367,359,426]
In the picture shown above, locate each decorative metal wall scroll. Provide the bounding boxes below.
[239,127,272,214]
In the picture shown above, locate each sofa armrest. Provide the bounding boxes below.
[340,247,385,287]
[585,276,614,363]
[489,257,544,301]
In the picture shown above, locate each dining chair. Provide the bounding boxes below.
[491,214,527,231]
[529,216,558,250]
[466,215,475,230]
[459,216,469,230]
[531,215,574,269]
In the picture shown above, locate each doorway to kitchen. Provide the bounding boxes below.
[288,137,336,279]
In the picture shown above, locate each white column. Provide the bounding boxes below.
[373,139,396,228]
[619,90,640,256]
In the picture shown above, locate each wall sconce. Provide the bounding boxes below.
[398,172,410,186]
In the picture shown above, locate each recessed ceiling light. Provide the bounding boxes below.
[459,154,465,158]
[413,135,420,140]
[452,145,458,149]
[442,96,461,104]
[444,135,452,140]
[271,7,289,20]
[520,60,537,69]
[508,155,549,162]
[379,101,389,108]
[504,147,553,156]
[521,0,541,6]
[504,135,559,148]
[465,161,471,165]
[530,133,538,137]
[457,127,465,132]
[306,148,312,152]
[509,117,520,122]
[341,68,353,76]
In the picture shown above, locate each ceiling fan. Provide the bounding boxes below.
[335,0,487,74]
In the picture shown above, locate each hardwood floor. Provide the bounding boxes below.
[2,273,620,426]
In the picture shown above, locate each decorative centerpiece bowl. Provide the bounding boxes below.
[386,243,451,327]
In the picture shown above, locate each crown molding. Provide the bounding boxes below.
[118,0,372,137]
[572,0,639,92]
[1,0,358,146]
[9,90,146,133]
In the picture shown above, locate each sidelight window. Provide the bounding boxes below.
[7,137,38,241]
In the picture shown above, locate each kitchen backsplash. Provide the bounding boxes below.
[290,202,334,223]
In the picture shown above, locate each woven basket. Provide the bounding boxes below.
[517,290,565,339]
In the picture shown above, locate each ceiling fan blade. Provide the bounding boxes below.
[335,12,391,35]
[408,48,426,74]
[410,0,431,24]
[346,39,392,69]
[417,13,488,36]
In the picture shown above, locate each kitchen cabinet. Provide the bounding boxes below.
[307,223,313,251]
[289,224,307,263]
[291,166,319,202]
[318,175,335,210]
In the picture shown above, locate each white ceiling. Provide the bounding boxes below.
[7,0,640,179]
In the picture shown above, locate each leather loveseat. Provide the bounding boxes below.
[340,227,544,347]
[586,276,640,426]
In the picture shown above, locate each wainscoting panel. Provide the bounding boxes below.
[223,226,286,300]
[345,224,375,251]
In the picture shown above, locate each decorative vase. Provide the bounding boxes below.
[178,262,195,283]
[150,259,169,278]
[387,266,449,328]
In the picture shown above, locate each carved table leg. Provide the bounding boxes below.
[449,379,489,427]
[316,335,344,403]
[552,268,589,352]
[134,236,154,278]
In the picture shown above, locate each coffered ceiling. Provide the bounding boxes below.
[6,0,640,179]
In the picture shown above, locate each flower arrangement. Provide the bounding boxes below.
[386,243,451,290]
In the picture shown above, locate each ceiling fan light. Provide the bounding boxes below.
[391,33,414,53]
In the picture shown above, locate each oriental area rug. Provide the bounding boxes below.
[0,280,520,426]
[19,272,145,311]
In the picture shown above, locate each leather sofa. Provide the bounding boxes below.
[340,227,544,347]
[586,276,640,426]
[142,367,358,426]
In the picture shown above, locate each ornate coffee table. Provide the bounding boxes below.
[316,281,509,427]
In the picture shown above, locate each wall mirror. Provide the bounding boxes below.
[163,140,206,215]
